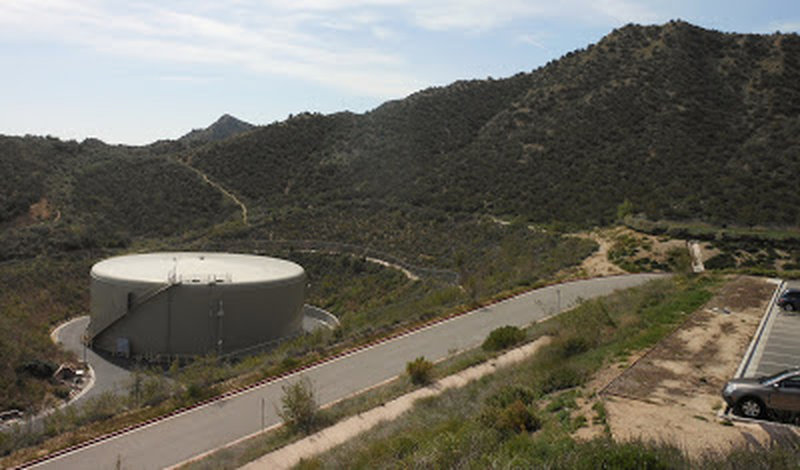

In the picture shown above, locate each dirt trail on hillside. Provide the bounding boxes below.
[178,160,249,225]
[571,231,626,276]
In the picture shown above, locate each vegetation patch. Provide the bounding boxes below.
[300,276,719,468]
[482,325,526,351]
[406,357,434,386]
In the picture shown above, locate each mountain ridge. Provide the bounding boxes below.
[179,113,256,143]
[188,20,800,227]
[1,20,799,261]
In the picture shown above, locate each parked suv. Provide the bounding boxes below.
[777,289,800,311]
[722,368,800,420]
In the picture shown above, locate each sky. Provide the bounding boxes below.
[1,0,799,145]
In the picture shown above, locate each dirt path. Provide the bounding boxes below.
[578,276,790,457]
[240,337,551,470]
[297,249,420,282]
[364,257,420,281]
[178,160,249,225]
[571,230,627,277]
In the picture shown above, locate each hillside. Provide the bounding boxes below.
[0,135,239,260]
[189,21,800,228]
[4,21,800,256]
[2,20,800,426]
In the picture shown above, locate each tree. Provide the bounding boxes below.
[617,199,634,221]
[278,377,319,434]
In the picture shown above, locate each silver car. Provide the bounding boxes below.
[722,368,800,420]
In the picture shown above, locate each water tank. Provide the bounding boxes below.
[88,252,306,358]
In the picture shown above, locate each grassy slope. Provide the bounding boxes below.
[297,276,749,469]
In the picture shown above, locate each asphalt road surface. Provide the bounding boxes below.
[53,316,133,407]
[32,274,664,469]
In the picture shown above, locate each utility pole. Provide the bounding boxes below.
[557,288,561,313]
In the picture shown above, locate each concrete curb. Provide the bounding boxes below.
[734,279,784,379]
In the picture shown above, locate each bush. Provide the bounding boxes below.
[555,335,592,358]
[479,399,541,435]
[278,377,319,435]
[540,366,587,394]
[406,357,434,385]
[705,252,736,270]
[666,247,692,273]
[556,437,677,469]
[486,385,536,408]
[482,326,526,352]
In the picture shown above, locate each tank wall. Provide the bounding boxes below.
[218,279,305,353]
[95,289,172,356]
[89,275,162,345]
[91,273,306,357]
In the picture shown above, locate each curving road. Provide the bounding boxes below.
[53,317,133,407]
[30,274,665,469]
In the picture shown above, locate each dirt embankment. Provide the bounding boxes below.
[10,197,60,228]
[575,276,791,457]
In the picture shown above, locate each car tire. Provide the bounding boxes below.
[737,397,765,419]
[786,303,795,312]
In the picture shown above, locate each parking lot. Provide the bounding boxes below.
[743,280,800,378]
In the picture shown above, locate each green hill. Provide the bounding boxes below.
[0,136,239,260]
[189,21,800,228]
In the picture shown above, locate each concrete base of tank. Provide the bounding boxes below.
[302,304,339,332]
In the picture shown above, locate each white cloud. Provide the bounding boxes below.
[0,0,418,98]
[590,0,660,24]
[408,0,660,32]
[0,0,665,100]
[156,75,220,83]
[766,20,800,33]
[517,33,547,49]
[371,25,398,40]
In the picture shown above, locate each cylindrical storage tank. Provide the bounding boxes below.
[88,252,306,358]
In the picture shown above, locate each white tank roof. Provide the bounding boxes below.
[91,252,304,285]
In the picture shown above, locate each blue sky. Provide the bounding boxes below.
[1,0,799,144]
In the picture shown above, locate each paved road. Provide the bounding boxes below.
[32,274,664,470]
[50,306,337,412]
[744,280,800,378]
[53,316,133,407]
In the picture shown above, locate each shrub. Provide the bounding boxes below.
[556,438,677,469]
[705,252,736,270]
[555,335,592,358]
[486,385,536,408]
[406,357,434,385]
[540,366,587,394]
[482,326,526,352]
[278,377,319,434]
[479,399,541,435]
[82,391,125,424]
[666,247,692,273]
